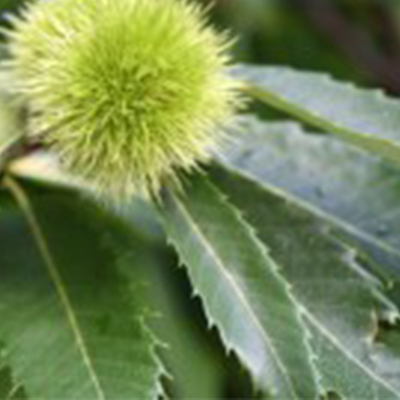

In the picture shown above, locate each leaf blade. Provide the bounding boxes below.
[118,237,227,399]
[158,175,319,399]
[236,65,400,166]
[209,162,400,399]
[219,116,400,280]
[0,178,162,399]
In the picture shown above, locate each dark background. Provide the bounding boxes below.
[199,0,400,94]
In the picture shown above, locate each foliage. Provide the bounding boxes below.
[1,0,400,399]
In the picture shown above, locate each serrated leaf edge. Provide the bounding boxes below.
[161,181,321,398]
[213,163,400,397]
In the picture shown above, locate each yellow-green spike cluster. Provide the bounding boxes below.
[5,0,242,201]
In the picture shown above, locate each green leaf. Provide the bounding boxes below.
[208,163,400,399]
[109,207,227,399]
[218,116,400,395]
[219,116,400,282]
[236,65,400,166]
[158,174,319,399]
[119,239,227,399]
[0,177,163,400]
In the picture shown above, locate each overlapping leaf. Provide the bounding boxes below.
[212,114,400,396]
[158,174,319,399]
[236,65,400,167]
[220,116,400,280]
[118,239,227,399]
[107,211,227,400]
[209,163,400,399]
[0,178,163,399]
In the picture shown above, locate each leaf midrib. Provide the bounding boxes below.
[243,78,400,168]
[244,84,389,142]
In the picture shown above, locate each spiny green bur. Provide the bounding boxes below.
[6,0,241,201]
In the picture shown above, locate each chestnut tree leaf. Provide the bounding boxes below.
[0,178,163,400]
[158,174,320,399]
[118,239,227,400]
[212,116,400,398]
[209,163,400,399]
[236,65,400,168]
[219,116,400,285]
